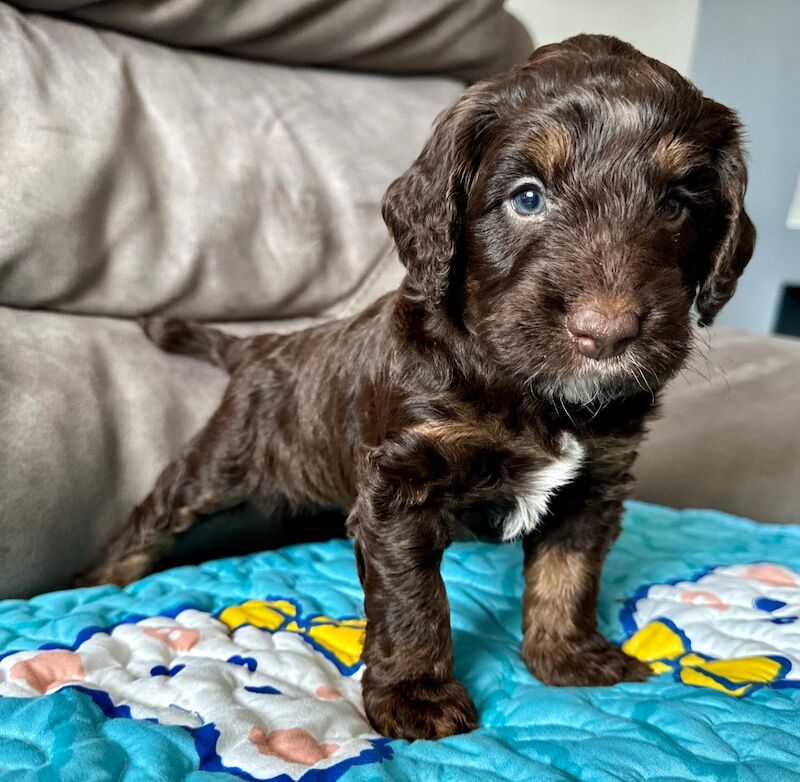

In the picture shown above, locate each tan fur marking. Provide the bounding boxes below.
[523,547,588,637]
[410,420,488,445]
[408,411,504,449]
[654,134,702,177]
[528,124,572,176]
[99,552,153,587]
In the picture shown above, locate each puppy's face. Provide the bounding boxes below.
[384,36,755,405]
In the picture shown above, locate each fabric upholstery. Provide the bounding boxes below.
[0,307,327,598]
[635,328,800,526]
[11,1,531,82]
[0,4,456,320]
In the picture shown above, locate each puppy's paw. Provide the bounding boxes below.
[522,632,652,687]
[363,676,478,740]
[74,552,153,588]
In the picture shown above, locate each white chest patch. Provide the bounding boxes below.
[501,432,586,541]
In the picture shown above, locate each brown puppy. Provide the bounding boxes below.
[79,36,755,740]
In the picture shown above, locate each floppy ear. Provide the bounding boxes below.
[382,84,497,307]
[695,101,756,327]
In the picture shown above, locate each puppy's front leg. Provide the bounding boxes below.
[352,494,477,740]
[520,492,651,686]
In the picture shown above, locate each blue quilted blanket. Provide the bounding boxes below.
[2,501,800,781]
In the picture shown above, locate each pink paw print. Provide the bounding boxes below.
[10,651,85,693]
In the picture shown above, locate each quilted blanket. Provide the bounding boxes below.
[1,501,799,781]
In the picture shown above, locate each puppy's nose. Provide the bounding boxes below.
[567,308,640,360]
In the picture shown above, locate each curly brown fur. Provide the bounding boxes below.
[78,36,755,739]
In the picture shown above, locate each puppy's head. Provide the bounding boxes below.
[383,35,755,404]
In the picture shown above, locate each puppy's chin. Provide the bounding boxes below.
[534,354,662,407]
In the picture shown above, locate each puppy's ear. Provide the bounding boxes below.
[382,84,496,306]
[695,100,756,327]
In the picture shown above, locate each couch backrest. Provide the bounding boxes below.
[12,0,532,82]
[0,2,531,320]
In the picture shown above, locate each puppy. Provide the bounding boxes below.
[79,36,755,740]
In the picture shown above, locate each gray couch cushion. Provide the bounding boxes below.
[635,328,800,525]
[11,0,531,82]
[0,307,328,598]
[0,4,451,320]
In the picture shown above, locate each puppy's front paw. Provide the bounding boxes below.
[363,675,478,740]
[522,632,651,687]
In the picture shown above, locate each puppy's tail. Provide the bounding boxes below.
[139,316,247,373]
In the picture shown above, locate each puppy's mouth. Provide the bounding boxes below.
[536,341,672,407]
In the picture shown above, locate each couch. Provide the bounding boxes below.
[1,1,798,599]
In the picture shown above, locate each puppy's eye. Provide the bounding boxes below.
[510,184,546,216]
[660,194,686,222]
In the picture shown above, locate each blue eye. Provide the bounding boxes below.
[660,194,685,221]
[510,184,546,216]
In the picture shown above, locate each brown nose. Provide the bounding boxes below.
[567,308,640,360]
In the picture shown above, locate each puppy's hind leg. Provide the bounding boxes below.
[76,387,261,587]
